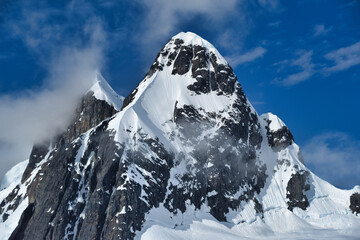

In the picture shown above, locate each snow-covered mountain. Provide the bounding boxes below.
[1,32,359,240]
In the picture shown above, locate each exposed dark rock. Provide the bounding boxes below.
[253,198,264,218]
[166,39,183,67]
[188,45,211,94]
[192,46,208,71]
[9,203,34,240]
[266,125,294,150]
[172,45,193,75]
[209,53,237,95]
[57,92,118,145]
[286,171,310,211]
[122,87,138,110]
[21,142,50,183]
[0,185,21,221]
[350,193,360,215]
[22,92,118,183]
[186,45,237,95]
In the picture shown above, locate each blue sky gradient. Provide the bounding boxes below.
[0,0,359,188]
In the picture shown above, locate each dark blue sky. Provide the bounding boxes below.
[0,0,359,188]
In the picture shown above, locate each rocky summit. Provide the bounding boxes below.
[0,32,359,240]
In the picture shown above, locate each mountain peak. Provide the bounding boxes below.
[170,31,223,57]
[172,31,202,40]
[164,31,228,69]
[261,112,286,131]
[121,31,241,112]
[88,72,124,111]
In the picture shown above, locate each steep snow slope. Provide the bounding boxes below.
[0,32,359,240]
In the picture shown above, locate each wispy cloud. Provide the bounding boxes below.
[268,21,281,28]
[322,41,360,73]
[137,0,281,56]
[274,50,315,86]
[137,0,239,47]
[313,24,332,37]
[302,132,360,189]
[274,41,360,86]
[226,47,267,67]
[0,1,108,181]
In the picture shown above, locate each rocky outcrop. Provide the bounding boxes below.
[350,193,360,215]
[286,171,310,211]
[21,92,118,183]
[265,125,294,150]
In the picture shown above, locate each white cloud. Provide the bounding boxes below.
[137,0,239,46]
[0,1,107,182]
[275,50,315,86]
[323,41,360,73]
[226,47,267,67]
[274,42,360,86]
[137,0,281,54]
[313,24,332,37]
[302,132,360,189]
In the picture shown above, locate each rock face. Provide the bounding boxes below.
[286,171,310,211]
[1,32,359,240]
[350,193,360,215]
[21,91,118,183]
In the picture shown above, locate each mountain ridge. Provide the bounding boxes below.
[0,32,359,240]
